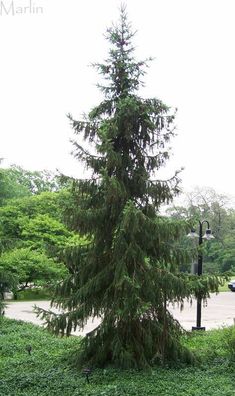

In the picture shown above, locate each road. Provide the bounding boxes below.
[4,292,235,335]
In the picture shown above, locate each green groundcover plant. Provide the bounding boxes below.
[0,318,234,396]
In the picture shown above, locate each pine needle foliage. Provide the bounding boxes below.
[38,8,224,368]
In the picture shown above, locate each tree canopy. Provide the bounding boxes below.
[167,187,235,274]
[0,165,61,203]
[0,168,83,297]
[0,248,66,292]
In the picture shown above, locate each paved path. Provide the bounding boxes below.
[4,292,235,335]
[170,292,235,329]
[4,300,99,336]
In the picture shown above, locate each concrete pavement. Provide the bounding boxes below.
[4,300,99,336]
[169,292,235,330]
[4,292,235,335]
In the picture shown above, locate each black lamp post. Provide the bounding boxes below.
[187,220,214,331]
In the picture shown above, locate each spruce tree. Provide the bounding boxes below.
[38,8,223,368]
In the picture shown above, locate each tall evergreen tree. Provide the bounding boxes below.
[39,8,223,368]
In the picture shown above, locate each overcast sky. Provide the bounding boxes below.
[1,0,235,198]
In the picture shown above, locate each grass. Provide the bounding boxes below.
[219,283,231,292]
[219,276,235,292]
[4,288,53,302]
[15,288,52,301]
[0,317,235,395]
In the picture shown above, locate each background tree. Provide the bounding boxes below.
[5,165,61,195]
[37,9,224,368]
[167,187,235,274]
[0,191,76,253]
[0,248,66,296]
[0,163,62,207]
[185,187,231,241]
[0,270,17,314]
[0,172,83,296]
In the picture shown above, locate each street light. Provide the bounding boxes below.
[187,220,215,331]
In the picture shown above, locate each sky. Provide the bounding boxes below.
[1,0,235,199]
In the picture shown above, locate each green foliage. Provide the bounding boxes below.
[168,187,235,275]
[0,269,17,312]
[0,299,5,315]
[0,191,80,252]
[2,165,61,197]
[10,190,70,219]
[0,188,83,295]
[0,164,62,208]
[0,318,234,396]
[15,287,52,301]
[222,326,235,361]
[0,248,66,291]
[182,327,232,362]
[21,214,71,250]
[0,166,29,206]
[0,269,18,298]
[36,8,228,369]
